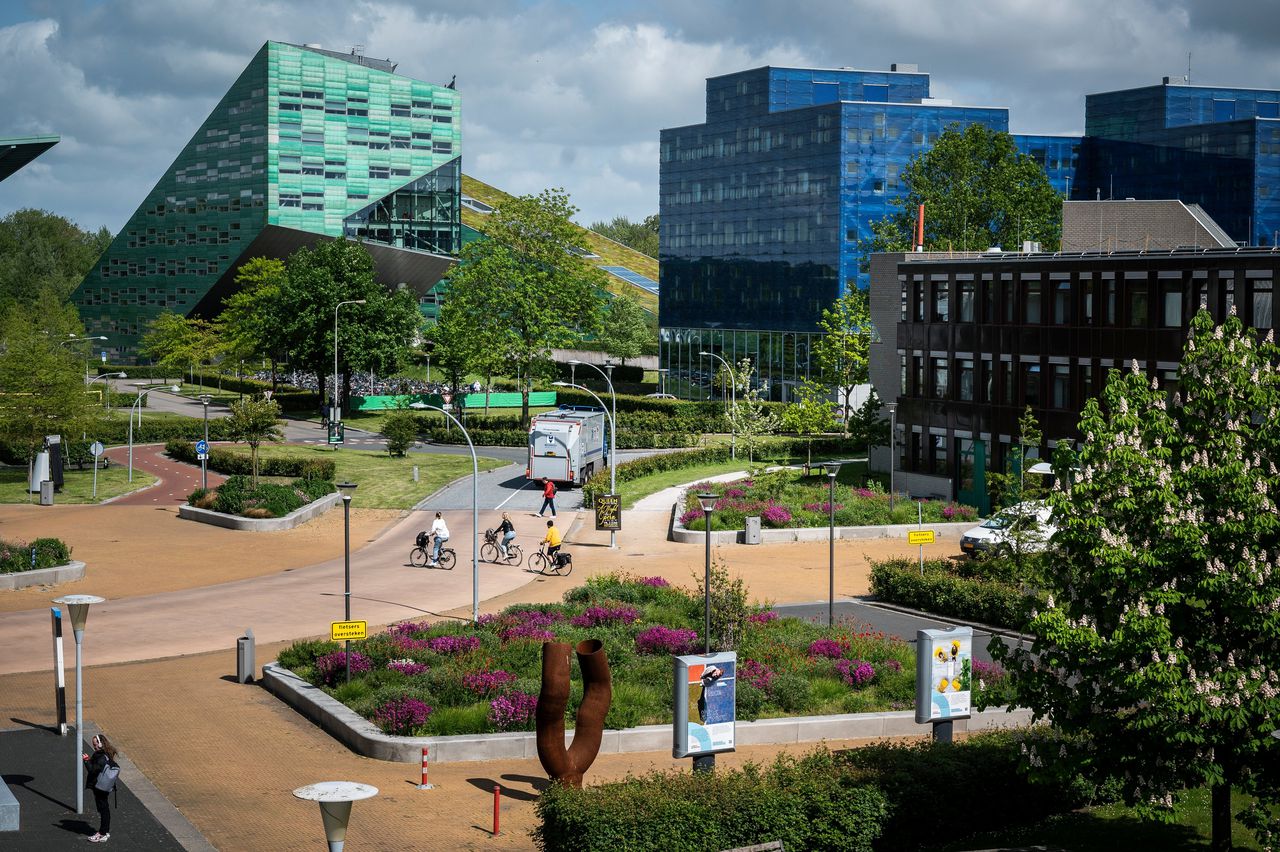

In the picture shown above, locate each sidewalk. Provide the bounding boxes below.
[103,444,225,506]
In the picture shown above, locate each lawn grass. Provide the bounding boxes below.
[207,444,507,509]
[944,786,1263,851]
[0,465,157,504]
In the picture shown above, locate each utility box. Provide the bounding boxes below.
[744,516,762,545]
[29,451,49,492]
[236,628,256,683]
[39,481,54,506]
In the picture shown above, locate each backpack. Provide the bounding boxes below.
[94,761,120,793]
[415,531,429,548]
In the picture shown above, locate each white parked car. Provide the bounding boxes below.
[959,501,1056,556]
[644,393,677,399]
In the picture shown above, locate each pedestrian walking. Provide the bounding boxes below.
[537,478,557,518]
[82,733,121,843]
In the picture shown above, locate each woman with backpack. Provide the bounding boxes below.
[82,733,120,843]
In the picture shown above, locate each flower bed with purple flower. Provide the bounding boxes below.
[680,470,978,531]
[278,571,919,737]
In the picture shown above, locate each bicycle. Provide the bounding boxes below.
[528,543,572,576]
[480,528,523,567]
[410,532,456,570]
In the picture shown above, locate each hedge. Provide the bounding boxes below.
[534,732,1114,852]
[869,558,1039,630]
[165,439,337,480]
[420,426,700,451]
[534,748,886,852]
[188,474,335,518]
[0,537,73,574]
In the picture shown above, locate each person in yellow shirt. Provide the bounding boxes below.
[541,519,562,561]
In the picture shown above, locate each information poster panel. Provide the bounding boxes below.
[595,494,622,531]
[672,651,737,758]
[915,626,973,723]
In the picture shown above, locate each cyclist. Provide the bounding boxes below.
[429,511,450,567]
[541,518,562,564]
[497,512,516,560]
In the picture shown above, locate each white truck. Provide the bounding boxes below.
[527,407,608,487]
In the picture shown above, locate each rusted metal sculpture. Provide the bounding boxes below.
[536,639,612,787]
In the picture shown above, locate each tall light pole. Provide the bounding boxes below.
[552,380,618,549]
[886,402,898,511]
[87,372,127,412]
[824,461,841,627]
[333,299,367,428]
[199,394,211,490]
[566,359,618,549]
[336,482,357,682]
[699,351,735,459]
[59,335,108,383]
[409,397,480,622]
[129,385,180,482]
[53,594,104,815]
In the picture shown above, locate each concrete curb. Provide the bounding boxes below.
[669,514,976,545]
[262,661,1034,764]
[0,560,86,591]
[177,491,341,531]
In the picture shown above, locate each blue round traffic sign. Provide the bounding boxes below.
[195,440,209,454]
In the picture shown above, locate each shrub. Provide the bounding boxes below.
[488,690,538,731]
[315,651,372,686]
[426,635,481,655]
[569,604,641,628]
[635,626,698,656]
[381,409,419,456]
[165,439,337,480]
[870,559,1040,629]
[835,658,876,688]
[386,659,429,677]
[808,638,844,659]
[0,537,73,574]
[462,670,517,696]
[372,697,432,735]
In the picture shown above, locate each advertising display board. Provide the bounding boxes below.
[672,651,737,758]
[914,626,973,723]
[594,494,622,531]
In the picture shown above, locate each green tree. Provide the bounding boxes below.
[380,408,419,457]
[781,378,837,466]
[867,123,1061,257]
[725,358,780,463]
[217,257,288,388]
[276,240,422,414]
[443,188,606,424]
[0,209,111,307]
[0,307,99,469]
[598,291,651,366]
[587,214,659,258]
[990,311,1280,852]
[983,406,1047,572]
[811,289,875,430]
[225,396,283,485]
[138,312,217,384]
[846,387,891,467]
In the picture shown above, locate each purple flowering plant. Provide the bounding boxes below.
[635,626,698,656]
[387,659,429,677]
[570,604,641,627]
[747,610,779,625]
[637,576,670,588]
[315,651,372,685]
[488,690,538,731]
[463,669,518,695]
[807,639,845,660]
[373,696,432,735]
[740,659,777,694]
[426,635,481,655]
[835,658,876,688]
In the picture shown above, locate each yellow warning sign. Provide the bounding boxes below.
[331,620,367,641]
[907,530,936,546]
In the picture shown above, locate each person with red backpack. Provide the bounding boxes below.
[537,478,557,518]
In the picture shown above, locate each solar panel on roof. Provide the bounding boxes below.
[600,265,659,293]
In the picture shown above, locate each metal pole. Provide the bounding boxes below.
[888,405,897,511]
[201,400,209,491]
[576,362,619,549]
[332,299,366,430]
[343,493,351,683]
[704,508,712,654]
[92,454,98,500]
[420,404,479,623]
[919,500,925,576]
[828,472,836,627]
[73,629,83,814]
[128,395,138,482]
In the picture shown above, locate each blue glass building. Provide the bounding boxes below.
[659,64,1025,400]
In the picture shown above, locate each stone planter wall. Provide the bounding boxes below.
[178,491,340,532]
[0,560,86,591]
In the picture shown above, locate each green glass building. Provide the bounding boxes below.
[74,41,462,359]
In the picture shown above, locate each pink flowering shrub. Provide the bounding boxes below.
[388,620,432,636]
[724,488,746,498]
[678,508,705,526]
[807,639,844,660]
[760,504,792,527]
[387,659,429,676]
[499,624,557,643]
[803,501,845,513]
[882,659,903,673]
[373,696,432,735]
[426,635,481,655]
[638,576,670,588]
[571,604,641,627]
[635,626,698,656]
[740,659,777,693]
[463,669,518,695]
[972,659,1006,687]
[315,651,372,685]
[835,658,876,687]
[747,610,779,625]
[488,690,538,731]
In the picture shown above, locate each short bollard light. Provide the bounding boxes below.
[292,781,378,852]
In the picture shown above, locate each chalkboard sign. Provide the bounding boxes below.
[595,494,622,531]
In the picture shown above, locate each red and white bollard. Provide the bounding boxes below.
[416,747,434,790]
[493,784,501,835]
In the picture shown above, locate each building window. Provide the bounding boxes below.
[1053,282,1071,325]
[1253,282,1273,329]
[1103,279,1118,325]
[932,283,949,322]
[931,434,947,476]
[958,282,975,322]
[981,358,993,402]
[913,355,924,397]
[1130,284,1149,327]
[1002,280,1015,323]
[1023,363,1041,407]
[958,359,974,401]
[1002,362,1014,404]
[1051,365,1070,409]
[981,277,995,322]
[900,281,908,321]
[1084,279,1094,323]
[900,354,908,397]
[1081,362,1094,403]
[932,357,949,399]
[913,280,925,321]
[1161,286,1183,328]
[1024,280,1042,324]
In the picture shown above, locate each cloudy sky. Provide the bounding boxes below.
[3,0,1280,235]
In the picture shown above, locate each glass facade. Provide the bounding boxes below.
[73,41,461,358]
[658,326,823,403]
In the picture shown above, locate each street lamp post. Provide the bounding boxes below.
[886,402,898,511]
[698,351,735,459]
[552,380,618,549]
[293,781,379,852]
[129,385,181,482]
[199,394,211,491]
[409,398,480,623]
[657,367,669,396]
[824,462,841,627]
[87,372,127,412]
[58,335,108,382]
[566,360,618,549]
[53,594,105,815]
[332,299,367,430]
[336,482,357,682]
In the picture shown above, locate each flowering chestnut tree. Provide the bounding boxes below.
[991,310,1280,851]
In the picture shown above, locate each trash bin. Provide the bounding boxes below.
[745,516,762,545]
[39,480,54,506]
[236,628,256,683]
